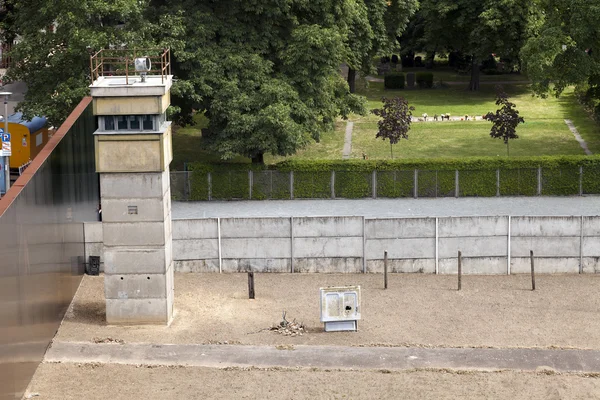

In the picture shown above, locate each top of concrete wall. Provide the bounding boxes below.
[172,197,600,219]
[90,75,173,97]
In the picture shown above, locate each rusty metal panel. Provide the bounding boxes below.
[0,98,98,400]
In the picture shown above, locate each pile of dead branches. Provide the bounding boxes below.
[270,311,305,337]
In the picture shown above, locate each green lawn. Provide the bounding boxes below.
[171,82,600,167]
[171,113,251,170]
[280,83,599,161]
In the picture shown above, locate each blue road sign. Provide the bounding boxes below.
[1,133,10,142]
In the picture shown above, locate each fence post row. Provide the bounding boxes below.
[455,170,459,198]
[182,165,591,201]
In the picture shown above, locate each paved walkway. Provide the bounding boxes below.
[172,196,600,219]
[565,119,593,155]
[342,121,353,159]
[46,342,600,373]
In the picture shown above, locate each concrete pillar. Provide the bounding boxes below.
[90,52,174,324]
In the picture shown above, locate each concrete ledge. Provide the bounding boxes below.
[366,259,434,273]
[175,260,219,273]
[294,258,362,273]
[438,257,507,275]
[511,257,579,274]
[105,298,170,325]
[222,258,290,273]
[105,274,167,299]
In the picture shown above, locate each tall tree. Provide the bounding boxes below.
[346,0,418,93]
[6,0,149,126]
[521,0,599,97]
[154,0,366,163]
[418,0,531,90]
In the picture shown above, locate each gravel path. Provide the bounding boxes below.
[172,196,600,219]
[342,121,353,159]
[46,341,600,373]
[565,119,593,155]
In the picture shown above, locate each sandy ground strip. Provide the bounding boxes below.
[27,363,600,400]
[56,273,600,349]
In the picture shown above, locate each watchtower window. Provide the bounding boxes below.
[101,115,160,131]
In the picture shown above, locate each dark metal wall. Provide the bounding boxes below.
[0,98,98,400]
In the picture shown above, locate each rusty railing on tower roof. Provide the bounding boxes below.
[89,48,171,85]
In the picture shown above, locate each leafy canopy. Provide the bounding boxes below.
[6,0,149,126]
[147,0,367,162]
[521,0,599,97]
[371,96,414,159]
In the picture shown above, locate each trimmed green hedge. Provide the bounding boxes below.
[183,156,600,200]
[384,72,405,89]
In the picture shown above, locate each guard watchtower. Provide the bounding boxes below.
[90,49,174,324]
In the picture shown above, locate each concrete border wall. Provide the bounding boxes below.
[87,215,600,274]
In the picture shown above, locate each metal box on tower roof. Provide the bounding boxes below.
[320,286,361,332]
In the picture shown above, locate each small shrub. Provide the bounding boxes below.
[416,72,434,88]
[384,72,405,89]
[414,56,424,67]
[391,54,399,64]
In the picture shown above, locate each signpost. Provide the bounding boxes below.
[0,130,11,157]
[0,92,11,195]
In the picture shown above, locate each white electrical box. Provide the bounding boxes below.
[320,286,361,332]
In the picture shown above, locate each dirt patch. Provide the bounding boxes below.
[55,273,600,349]
[28,362,600,400]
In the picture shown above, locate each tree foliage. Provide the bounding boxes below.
[149,0,366,163]
[6,0,149,126]
[484,86,524,156]
[371,96,414,159]
[414,0,532,90]
[346,0,418,92]
[521,0,599,97]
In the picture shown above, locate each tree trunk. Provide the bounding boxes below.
[347,68,356,94]
[390,142,393,159]
[468,56,480,91]
[507,141,510,157]
[251,153,264,164]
